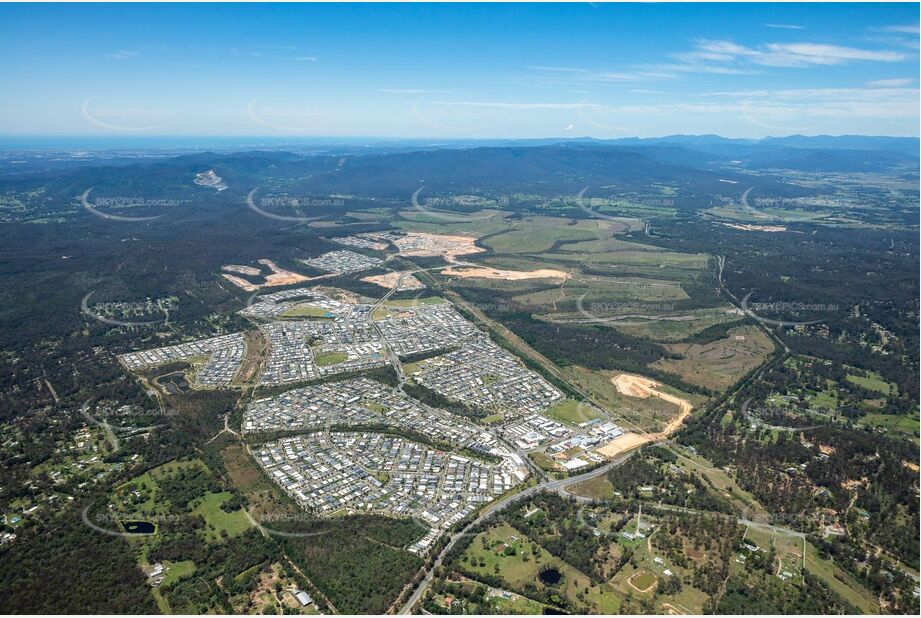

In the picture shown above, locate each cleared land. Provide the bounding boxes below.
[361,271,425,290]
[221,259,313,291]
[651,326,775,391]
[595,373,694,458]
[394,232,484,260]
[441,265,570,281]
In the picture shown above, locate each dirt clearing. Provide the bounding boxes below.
[594,373,694,458]
[361,271,425,290]
[394,232,484,260]
[441,265,570,281]
[222,259,314,291]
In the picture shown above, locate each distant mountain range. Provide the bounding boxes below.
[0,134,915,216]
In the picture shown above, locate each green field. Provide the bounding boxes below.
[396,209,511,236]
[652,325,775,391]
[845,372,894,395]
[804,542,880,614]
[402,360,426,375]
[544,399,601,426]
[858,413,920,442]
[280,304,335,319]
[515,276,689,306]
[809,389,839,409]
[112,459,209,519]
[314,350,348,367]
[529,451,560,472]
[629,570,657,591]
[552,249,709,270]
[386,296,445,307]
[161,560,196,587]
[460,522,621,613]
[484,226,596,254]
[568,475,615,500]
[556,236,666,254]
[596,307,741,342]
[189,492,254,541]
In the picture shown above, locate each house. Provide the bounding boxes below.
[294,590,313,606]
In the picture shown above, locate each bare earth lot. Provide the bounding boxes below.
[595,373,694,458]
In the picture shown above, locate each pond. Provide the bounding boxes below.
[159,373,189,394]
[538,567,562,586]
[121,520,156,534]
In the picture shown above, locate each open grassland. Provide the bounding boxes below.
[515,276,689,307]
[481,216,636,255]
[563,366,705,435]
[189,491,254,541]
[651,325,775,391]
[112,459,209,518]
[484,226,596,254]
[568,475,615,500]
[280,304,336,319]
[845,372,895,395]
[556,236,667,254]
[460,522,621,614]
[314,350,348,367]
[804,542,881,614]
[161,560,196,587]
[600,308,742,342]
[858,412,920,443]
[550,249,710,270]
[544,399,601,426]
[396,209,511,236]
[386,296,446,307]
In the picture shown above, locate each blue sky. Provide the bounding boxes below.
[1,2,918,139]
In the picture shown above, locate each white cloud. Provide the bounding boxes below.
[376,88,452,94]
[428,101,601,110]
[527,36,911,92]
[761,42,905,65]
[107,50,139,60]
[692,39,905,67]
[882,24,921,34]
[867,78,915,88]
[765,23,805,30]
